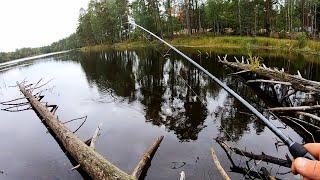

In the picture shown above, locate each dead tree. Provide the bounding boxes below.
[216,138,291,168]
[1,81,164,180]
[219,55,320,139]
[219,56,320,94]
[215,138,281,180]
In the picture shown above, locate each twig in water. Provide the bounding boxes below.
[72,116,88,133]
[210,147,231,180]
[282,116,317,143]
[71,164,81,171]
[62,116,88,124]
[90,123,103,150]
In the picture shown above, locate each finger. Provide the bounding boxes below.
[291,158,320,179]
[304,144,320,159]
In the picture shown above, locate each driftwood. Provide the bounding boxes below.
[260,167,276,180]
[296,112,320,122]
[228,70,251,76]
[210,147,231,180]
[268,105,320,112]
[247,79,292,86]
[90,123,103,150]
[18,83,133,179]
[215,138,281,179]
[216,139,291,168]
[219,58,320,94]
[220,56,320,137]
[179,171,186,180]
[16,83,164,180]
[131,136,164,179]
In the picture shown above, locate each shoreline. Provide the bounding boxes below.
[0,50,72,68]
[81,36,320,57]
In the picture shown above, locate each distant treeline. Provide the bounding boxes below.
[0,33,81,62]
[1,0,320,62]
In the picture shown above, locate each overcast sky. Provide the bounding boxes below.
[0,0,89,52]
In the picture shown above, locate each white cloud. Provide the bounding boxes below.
[0,0,89,52]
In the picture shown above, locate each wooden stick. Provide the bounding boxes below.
[247,79,292,86]
[220,60,320,94]
[71,164,81,171]
[228,70,251,76]
[90,123,103,150]
[268,105,320,112]
[62,116,87,124]
[216,140,291,167]
[282,116,320,130]
[282,116,316,142]
[18,83,134,180]
[296,111,320,122]
[131,136,164,179]
[211,147,231,180]
[180,171,186,180]
[260,167,276,180]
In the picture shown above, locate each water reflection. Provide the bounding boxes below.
[62,49,284,142]
[2,48,320,179]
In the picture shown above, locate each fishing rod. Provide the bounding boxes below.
[128,22,316,161]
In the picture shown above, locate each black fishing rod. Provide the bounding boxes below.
[129,22,316,160]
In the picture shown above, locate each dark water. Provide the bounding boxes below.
[0,48,319,180]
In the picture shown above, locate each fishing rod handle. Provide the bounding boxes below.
[289,142,317,160]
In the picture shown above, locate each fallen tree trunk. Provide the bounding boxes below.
[247,79,292,86]
[18,83,134,180]
[296,112,320,122]
[211,147,231,180]
[131,136,164,179]
[216,139,291,168]
[219,59,320,94]
[268,105,320,112]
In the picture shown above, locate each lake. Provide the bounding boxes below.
[0,48,320,179]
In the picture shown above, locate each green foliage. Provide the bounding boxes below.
[248,54,262,71]
[294,32,308,49]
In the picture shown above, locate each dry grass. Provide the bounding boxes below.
[81,36,320,55]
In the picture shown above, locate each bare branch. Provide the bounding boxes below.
[62,116,87,124]
[72,116,88,133]
[132,136,164,179]
[211,147,231,180]
[90,123,103,150]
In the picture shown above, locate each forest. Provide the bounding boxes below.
[1,0,320,62]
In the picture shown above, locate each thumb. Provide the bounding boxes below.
[292,157,320,179]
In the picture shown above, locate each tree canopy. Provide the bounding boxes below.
[1,0,319,62]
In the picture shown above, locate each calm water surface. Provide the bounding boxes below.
[0,48,320,179]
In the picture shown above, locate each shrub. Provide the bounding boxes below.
[248,54,262,71]
[294,32,308,49]
[279,30,287,39]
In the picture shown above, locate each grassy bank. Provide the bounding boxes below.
[81,35,320,55]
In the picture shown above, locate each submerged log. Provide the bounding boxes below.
[132,136,164,179]
[216,139,291,168]
[90,123,103,150]
[219,59,320,94]
[296,112,320,122]
[267,105,320,112]
[247,79,292,86]
[18,83,134,180]
[211,147,231,180]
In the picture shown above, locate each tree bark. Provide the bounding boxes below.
[211,147,231,180]
[184,0,191,36]
[18,84,134,180]
[268,105,320,112]
[131,136,164,179]
[220,59,320,94]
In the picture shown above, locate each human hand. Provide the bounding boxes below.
[291,143,320,180]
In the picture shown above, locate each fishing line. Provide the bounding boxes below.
[128,22,316,161]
